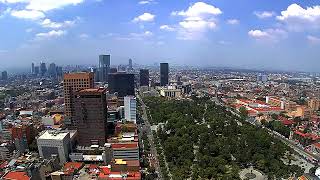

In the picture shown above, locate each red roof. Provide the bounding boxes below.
[3,171,30,180]
[63,162,84,174]
[294,131,320,140]
[313,143,320,149]
[100,166,111,175]
[281,119,295,126]
[252,107,283,112]
[112,143,138,149]
[89,164,99,170]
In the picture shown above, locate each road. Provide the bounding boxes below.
[267,128,320,162]
[214,97,320,165]
[138,96,163,180]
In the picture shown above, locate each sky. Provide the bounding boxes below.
[0,0,320,72]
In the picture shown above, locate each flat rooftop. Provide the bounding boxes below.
[77,88,106,94]
[38,130,69,140]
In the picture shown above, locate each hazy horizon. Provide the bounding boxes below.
[1,0,320,72]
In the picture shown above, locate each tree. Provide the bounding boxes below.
[239,106,248,119]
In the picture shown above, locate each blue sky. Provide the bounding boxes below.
[0,0,320,72]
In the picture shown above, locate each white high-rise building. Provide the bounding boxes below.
[124,96,136,124]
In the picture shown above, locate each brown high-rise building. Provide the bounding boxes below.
[73,88,108,146]
[63,72,94,129]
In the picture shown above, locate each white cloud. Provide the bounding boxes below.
[133,12,155,22]
[248,28,287,42]
[138,0,155,5]
[227,19,240,25]
[277,4,320,31]
[0,0,29,3]
[160,25,175,31]
[11,9,45,20]
[254,11,275,19]
[307,35,320,44]
[248,30,269,38]
[40,18,76,29]
[26,0,84,12]
[179,17,217,31]
[171,2,222,40]
[171,2,222,17]
[35,30,66,40]
[0,8,11,18]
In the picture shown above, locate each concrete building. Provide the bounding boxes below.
[308,98,320,111]
[0,142,15,161]
[63,72,94,129]
[111,142,139,161]
[37,130,71,164]
[124,96,136,124]
[74,88,108,146]
[159,87,182,98]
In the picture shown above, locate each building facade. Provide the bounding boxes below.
[160,63,169,86]
[37,130,71,164]
[63,72,94,129]
[124,96,137,124]
[108,73,135,97]
[99,55,111,83]
[73,88,108,146]
[139,69,149,87]
[111,143,139,161]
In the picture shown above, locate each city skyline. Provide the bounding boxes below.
[1,0,320,72]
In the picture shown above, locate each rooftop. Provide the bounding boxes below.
[38,130,69,140]
[112,142,138,149]
[3,171,30,180]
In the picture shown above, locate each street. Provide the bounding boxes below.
[138,95,163,180]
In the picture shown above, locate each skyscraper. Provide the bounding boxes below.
[99,55,111,83]
[139,69,149,86]
[124,96,137,124]
[34,66,40,75]
[31,63,35,74]
[63,72,94,129]
[1,71,8,81]
[74,88,108,146]
[160,63,169,86]
[48,63,57,78]
[128,59,133,70]
[56,66,63,78]
[40,62,47,76]
[108,73,134,97]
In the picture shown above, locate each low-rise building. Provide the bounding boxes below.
[0,143,15,161]
[37,130,71,164]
